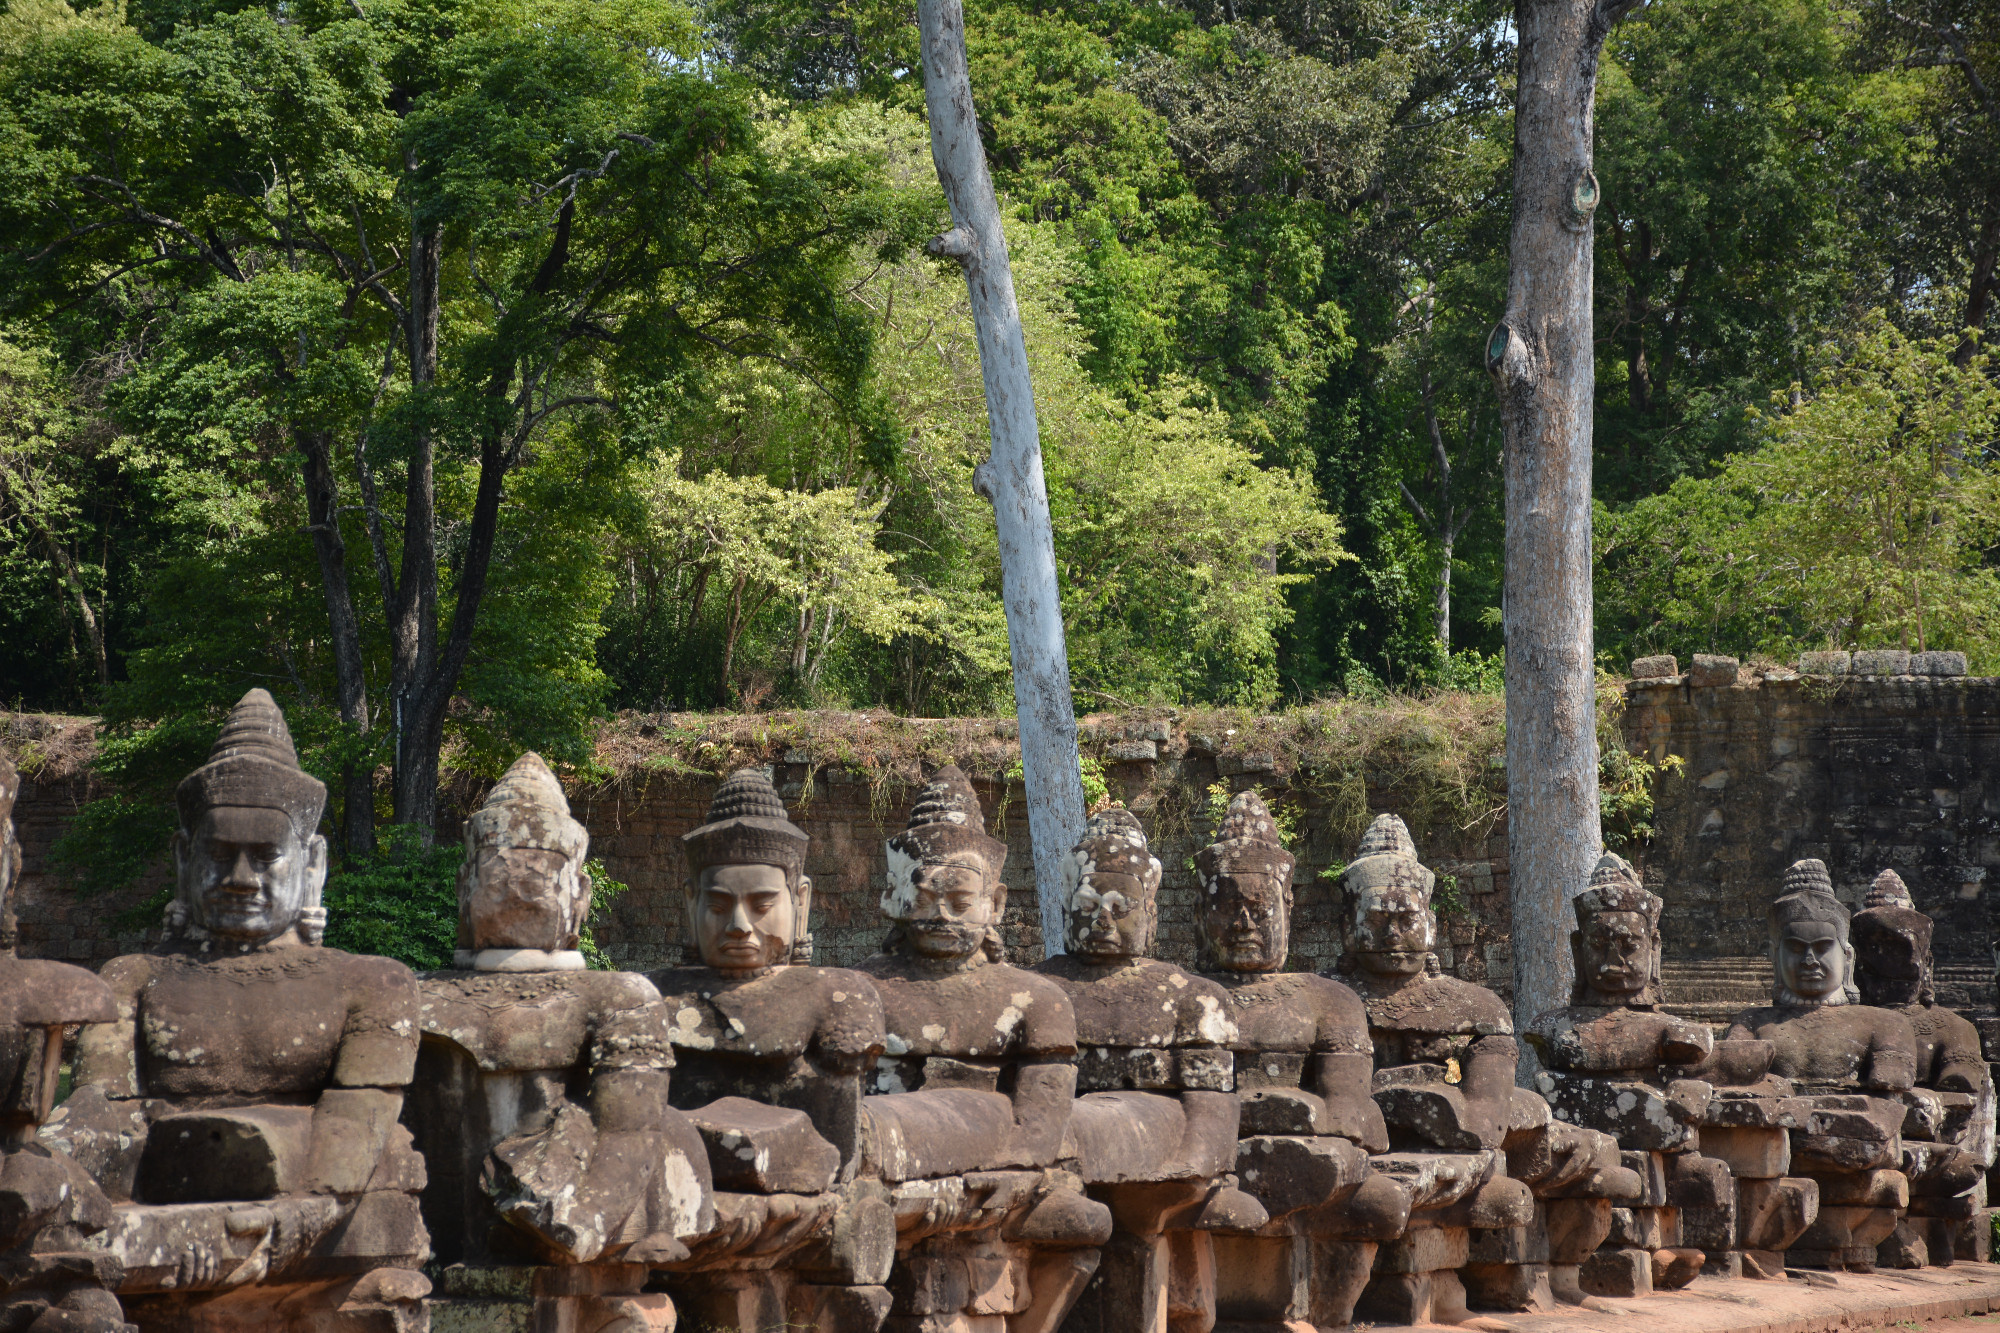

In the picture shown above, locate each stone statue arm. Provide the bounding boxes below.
[1306,1051,1389,1152]
[70,954,149,1098]
[1459,1033,1518,1144]
[1005,982,1080,1166]
[590,999,677,1134]
[1931,1018,1990,1096]
[1864,1014,1918,1093]
[810,970,888,1076]
[306,958,422,1196]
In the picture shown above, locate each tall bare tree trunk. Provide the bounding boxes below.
[917,0,1087,956]
[1490,0,1635,1036]
[300,430,378,858]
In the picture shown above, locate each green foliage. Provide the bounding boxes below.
[1598,323,2000,668]
[580,857,629,971]
[321,826,462,972]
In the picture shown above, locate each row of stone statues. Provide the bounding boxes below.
[0,688,1991,1333]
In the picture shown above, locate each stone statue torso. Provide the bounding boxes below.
[420,968,663,1073]
[90,947,417,1103]
[854,955,1074,1094]
[1033,956,1233,1050]
[1201,971,1369,1090]
[1350,972,1513,1070]
[1726,1004,1918,1089]
[1533,1005,1686,1074]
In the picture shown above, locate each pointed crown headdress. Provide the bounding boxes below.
[1194,791,1295,887]
[175,689,326,835]
[683,768,808,889]
[886,766,1007,878]
[1065,805,1161,898]
[467,752,588,860]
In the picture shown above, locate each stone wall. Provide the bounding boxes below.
[1625,670,2000,1017]
[5,710,1517,991]
[15,674,1999,1016]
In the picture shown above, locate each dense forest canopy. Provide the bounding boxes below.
[0,0,1995,843]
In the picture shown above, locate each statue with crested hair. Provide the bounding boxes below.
[1185,791,1412,1332]
[1852,869,1993,1267]
[55,689,429,1331]
[1526,853,1728,1295]
[1032,806,1267,1333]
[646,768,897,1332]
[1721,858,1923,1272]
[411,752,711,1332]
[1339,815,1635,1319]
[856,766,1109,1333]
[0,752,127,1332]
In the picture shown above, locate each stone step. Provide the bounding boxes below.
[1659,957,1769,1027]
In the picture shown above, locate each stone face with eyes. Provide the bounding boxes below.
[178,804,326,946]
[1348,882,1436,981]
[694,862,795,975]
[1200,870,1290,973]
[882,852,999,965]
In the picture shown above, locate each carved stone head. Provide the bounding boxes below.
[1195,791,1295,973]
[1852,869,1933,1008]
[1062,806,1162,960]
[1768,858,1857,1007]
[459,752,593,968]
[0,752,18,955]
[683,767,811,975]
[881,766,1008,965]
[1341,814,1436,980]
[1570,852,1665,1007]
[169,689,328,949]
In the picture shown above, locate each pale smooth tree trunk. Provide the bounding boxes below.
[917,0,1088,956]
[1490,0,1639,1036]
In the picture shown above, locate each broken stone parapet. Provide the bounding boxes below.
[48,690,429,1333]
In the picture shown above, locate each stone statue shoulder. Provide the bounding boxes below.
[0,956,115,1029]
[1359,972,1514,1037]
[857,955,1077,1061]
[420,967,660,1072]
[651,964,884,1064]
[1033,955,1234,1050]
[1728,1001,1919,1090]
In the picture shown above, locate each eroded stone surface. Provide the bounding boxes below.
[50,691,427,1331]
[0,750,127,1333]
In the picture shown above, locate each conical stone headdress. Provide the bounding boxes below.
[1194,791,1295,887]
[683,768,808,889]
[1067,806,1160,893]
[467,752,588,859]
[1769,858,1847,930]
[1573,851,1661,927]
[1339,812,1431,899]
[886,766,1007,878]
[175,689,326,833]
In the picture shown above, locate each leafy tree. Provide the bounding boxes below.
[1597,323,2000,666]
[1,0,917,847]
[1592,0,1914,497]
